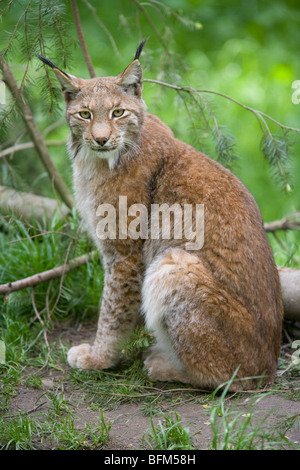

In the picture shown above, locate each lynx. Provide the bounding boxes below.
[37,42,283,391]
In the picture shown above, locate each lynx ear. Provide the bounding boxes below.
[116,40,147,98]
[116,60,143,98]
[36,54,80,102]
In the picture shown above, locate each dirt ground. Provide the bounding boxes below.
[7,379,300,450]
[4,324,300,450]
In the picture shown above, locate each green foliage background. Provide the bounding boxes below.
[2,0,300,217]
[0,0,300,308]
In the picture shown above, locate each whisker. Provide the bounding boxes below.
[67,138,83,160]
[123,138,141,155]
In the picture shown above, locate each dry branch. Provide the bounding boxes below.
[0,140,66,159]
[0,250,98,296]
[264,213,300,232]
[0,57,75,209]
[0,253,299,323]
[278,267,300,321]
[0,185,69,224]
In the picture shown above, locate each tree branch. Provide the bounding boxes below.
[131,0,170,54]
[264,213,300,232]
[143,78,300,134]
[0,57,75,209]
[0,250,98,296]
[0,185,70,223]
[0,140,66,159]
[81,0,121,61]
[0,256,299,322]
[71,0,96,78]
[278,267,300,321]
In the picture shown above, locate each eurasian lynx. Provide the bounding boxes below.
[37,42,283,391]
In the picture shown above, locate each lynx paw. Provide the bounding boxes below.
[67,343,99,370]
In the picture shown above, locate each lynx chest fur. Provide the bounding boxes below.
[37,42,283,391]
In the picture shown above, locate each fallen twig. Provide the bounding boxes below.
[31,288,51,371]
[0,254,299,321]
[2,401,48,419]
[0,250,98,296]
[70,373,209,397]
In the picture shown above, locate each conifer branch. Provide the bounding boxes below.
[143,78,300,134]
[2,0,33,58]
[144,78,299,187]
[131,0,169,54]
[0,56,75,209]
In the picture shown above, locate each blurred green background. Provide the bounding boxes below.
[1,0,300,253]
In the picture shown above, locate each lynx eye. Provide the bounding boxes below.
[79,110,91,119]
[112,109,125,118]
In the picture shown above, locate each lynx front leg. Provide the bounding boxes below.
[68,255,143,370]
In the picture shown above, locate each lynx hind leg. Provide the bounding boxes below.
[142,249,261,391]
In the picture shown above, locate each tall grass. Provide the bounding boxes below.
[209,372,293,450]
[143,412,196,450]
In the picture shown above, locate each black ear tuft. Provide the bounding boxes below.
[35,53,70,78]
[35,53,57,69]
[134,39,148,61]
[35,53,80,101]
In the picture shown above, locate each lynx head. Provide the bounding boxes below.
[36,41,147,169]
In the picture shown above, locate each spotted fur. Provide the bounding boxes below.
[38,44,283,391]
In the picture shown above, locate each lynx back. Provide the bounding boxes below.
[37,42,283,391]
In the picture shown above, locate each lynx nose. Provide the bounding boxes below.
[95,136,108,147]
